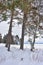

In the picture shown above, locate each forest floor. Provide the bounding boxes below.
[0,43,43,65]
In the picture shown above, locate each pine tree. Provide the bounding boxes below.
[19,0,34,50]
[5,0,20,51]
[0,0,20,51]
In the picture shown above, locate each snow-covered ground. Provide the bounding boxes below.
[0,16,43,65]
[0,43,43,65]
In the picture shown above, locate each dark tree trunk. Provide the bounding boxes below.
[0,34,2,43]
[8,43,10,51]
[31,32,36,51]
[20,13,27,50]
[5,41,8,47]
[6,9,14,51]
[5,16,12,48]
[7,34,11,51]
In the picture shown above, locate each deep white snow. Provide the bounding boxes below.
[0,44,43,65]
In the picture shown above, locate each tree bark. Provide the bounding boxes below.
[20,13,27,50]
[31,32,36,51]
[6,9,14,51]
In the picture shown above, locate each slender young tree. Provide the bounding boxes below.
[5,0,15,51]
[25,6,40,51]
[20,0,34,50]
[0,0,20,51]
[6,0,20,51]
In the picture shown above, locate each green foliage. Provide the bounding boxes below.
[2,13,7,21]
[0,2,6,10]
[0,0,34,21]
[7,2,12,10]
[28,0,34,3]
[0,2,2,9]
[7,0,20,10]
[18,0,34,13]
[35,35,38,38]
[14,0,20,6]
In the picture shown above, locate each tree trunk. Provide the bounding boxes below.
[8,43,10,51]
[7,34,11,51]
[6,9,14,51]
[20,13,27,50]
[31,32,36,51]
